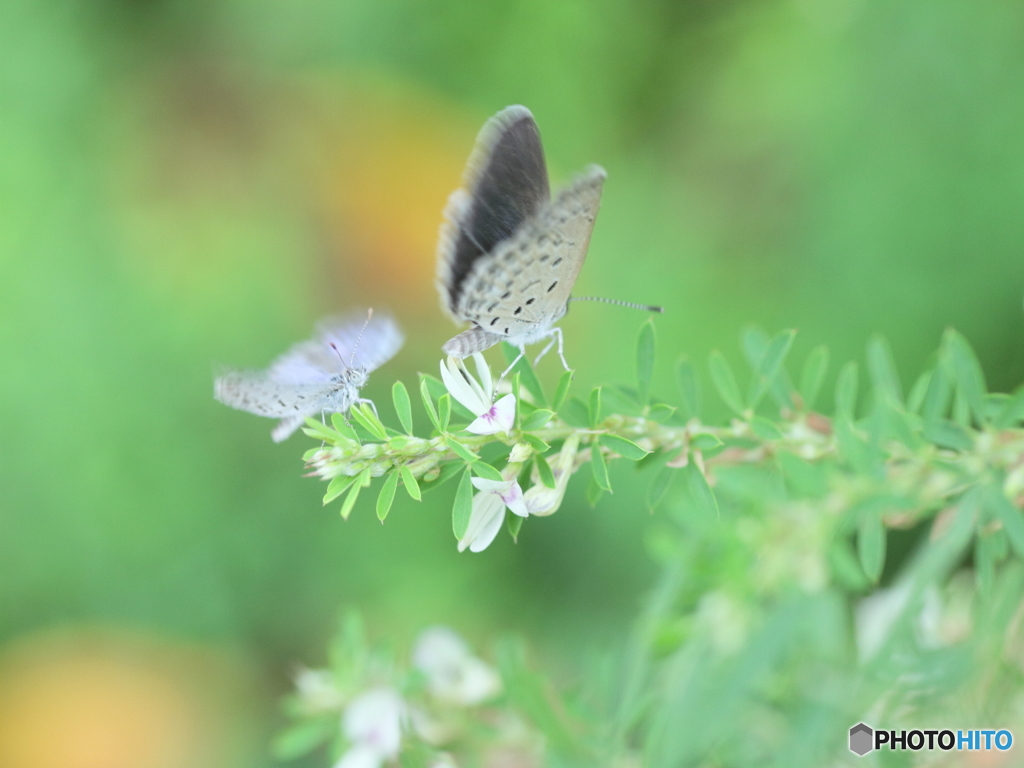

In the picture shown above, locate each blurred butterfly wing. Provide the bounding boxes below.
[454,165,606,337]
[214,369,336,418]
[316,311,404,373]
[437,105,551,317]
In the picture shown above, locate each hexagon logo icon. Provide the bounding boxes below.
[849,722,874,756]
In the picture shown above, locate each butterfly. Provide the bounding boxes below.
[436,105,609,369]
[214,310,403,442]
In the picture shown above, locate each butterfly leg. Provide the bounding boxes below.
[355,397,380,419]
[533,328,569,370]
[495,347,527,395]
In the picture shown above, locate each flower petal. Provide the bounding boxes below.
[500,480,529,518]
[470,477,513,494]
[458,492,505,553]
[334,744,385,768]
[440,357,487,416]
[465,393,517,434]
[343,687,404,757]
[470,352,493,401]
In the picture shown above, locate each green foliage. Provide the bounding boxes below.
[295,321,1024,765]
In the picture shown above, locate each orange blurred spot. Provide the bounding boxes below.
[0,628,253,768]
[317,81,479,312]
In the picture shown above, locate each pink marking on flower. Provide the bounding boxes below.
[467,394,516,435]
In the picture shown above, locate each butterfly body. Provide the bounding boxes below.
[215,311,402,442]
[437,106,605,362]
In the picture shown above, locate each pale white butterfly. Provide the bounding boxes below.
[436,105,660,372]
[214,310,403,442]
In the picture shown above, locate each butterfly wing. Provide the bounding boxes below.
[313,310,404,374]
[213,369,340,418]
[437,106,551,319]
[453,165,606,341]
[215,310,403,438]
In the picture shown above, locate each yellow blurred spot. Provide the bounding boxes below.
[0,628,253,768]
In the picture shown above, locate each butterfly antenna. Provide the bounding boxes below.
[570,297,664,313]
[349,309,374,369]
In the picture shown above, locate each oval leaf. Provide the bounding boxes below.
[392,381,413,434]
[451,469,474,539]
[599,433,649,461]
[709,351,744,416]
[376,471,399,522]
[637,319,656,405]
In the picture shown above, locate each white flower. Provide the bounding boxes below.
[471,477,528,517]
[458,491,506,553]
[523,434,580,517]
[458,464,527,553]
[335,687,404,768]
[413,627,502,706]
[294,667,343,712]
[440,354,516,435]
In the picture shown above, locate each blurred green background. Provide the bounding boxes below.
[2,1,1024,765]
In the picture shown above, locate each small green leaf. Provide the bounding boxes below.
[419,462,463,494]
[523,433,550,453]
[857,512,886,582]
[323,473,359,505]
[691,433,723,451]
[942,328,988,425]
[437,393,451,433]
[676,357,701,419]
[552,370,574,411]
[472,461,504,482]
[922,419,973,451]
[866,335,903,406]
[349,402,388,441]
[399,465,421,501]
[646,465,675,510]
[799,345,829,411]
[906,369,932,414]
[506,513,524,541]
[684,462,718,517]
[520,409,555,432]
[922,364,952,421]
[452,468,474,539]
[591,443,611,491]
[749,328,796,409]
[585,476,604,507]
[828,538,870,592]
[303,417,341,443]
[330,413,360,442]
[995,387,1024,428]
[953,388,971,426]
[976,534,996,598]
[589,386,603,428]
[599,434,649,461]
[419,377,440,431]
[445,436,478,463]
[637,319,656,405]
[834,361,859,419]
[272,718,336,760]
[560,397,590,428]
[392,381,413,434]
[502,343,547,407]
[340,469,371,519]
[987,484,1024,558]
[421,373,448,401]
[750,416,783,441]
[534,452,556,489]
[709,351,744,416]
[376,471,399,522]
[648,403,677,423]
